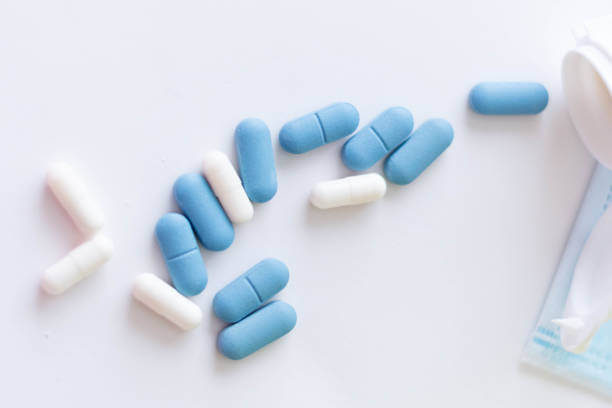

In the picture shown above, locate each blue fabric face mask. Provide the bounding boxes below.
[523,164,612,396]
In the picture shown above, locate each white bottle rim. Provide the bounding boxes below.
[562,15,612,168]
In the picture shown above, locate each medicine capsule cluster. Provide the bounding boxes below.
[135,102,459,359]
[42,83,548,361]
[279,103,455,209]
[134,117,297,360]
[42,162,113,295]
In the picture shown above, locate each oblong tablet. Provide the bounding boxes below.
[155,213,207,296]
[217,301,297,360]
[202,151,253,224]
[310,173,386,209]
[279,102,359,154]
[132,273,202,330]
[384,119,454,185]
[469,82,549,115]
[213,258,289,323]
[235,118,278,203]
[41,234,113,295]
[47,162,105,236]
[173,173,234,251]
[341,107,414,171]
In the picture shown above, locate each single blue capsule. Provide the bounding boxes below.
[218,301,297,360]
[235,118,278,203]
[384,119,454,185]
[279,102,359,154]
[173,173,234,251]
[155,213,207,296]
[469,82,548,115]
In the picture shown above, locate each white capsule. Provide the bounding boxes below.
[310,173,387,209]
[41,234,114,295]
[202,151,253,223]
[47,162,105,236]
[132,273,202,330]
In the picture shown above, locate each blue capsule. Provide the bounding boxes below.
[235,118,278,203]
[218,301,297,360]
[341,107,414,171]
[384,119,454,185]
[469,82,548,115]
[173,173,234,251]
[213,258,289,323]
[155,213,207,296]
[279,102,359,154]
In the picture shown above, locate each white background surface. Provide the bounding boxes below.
[2,0,612,406]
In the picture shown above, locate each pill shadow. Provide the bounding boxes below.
[127,295,188,344]
[274,138,347,172]
[35,252,112,314]
[210,304,294,372]
[150,232,167,272]
[383,180,419,200]
[35,282,62,310]
[304,197,381,228]
[464,102,545,137]
[34,273,101,308]
[212,331,292,373]
[208,308,235,372]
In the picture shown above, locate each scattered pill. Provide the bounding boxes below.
[342,107,414,171]
[47,162,105,236]
[384,119,454,185]
[41,234,113,295]
[213,258,289,323]
[202,151,253,224]
[310,173,386,209]
[218,300,296,360]
[132,273,202,330]
[173,173,234,251]
[235,118,278,203]
[279,102,360,154]
[155,213,207,296]
[469,82,549,115]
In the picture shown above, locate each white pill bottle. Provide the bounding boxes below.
[563,15,612,167]
[556,14,612,353]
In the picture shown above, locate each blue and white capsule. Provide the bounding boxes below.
[342,107,414,171]
[213,258,289,323]
[218,300,297,360]
[173,173,234,251]
[384,119,454,185]
[469,82,548,115]
[279,102,359,154]
[235,118,278,203]
[155,213,207,296]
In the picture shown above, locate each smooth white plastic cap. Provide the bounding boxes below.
[562,15,612,168]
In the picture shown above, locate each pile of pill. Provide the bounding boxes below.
[135,117,297,360]
[280,103,455,208]
[133,103,458,359]
[41,82,548,361]
[214,259,295,360]
[42,163,113,295]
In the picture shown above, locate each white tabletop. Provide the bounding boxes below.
[3,0,612,406]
